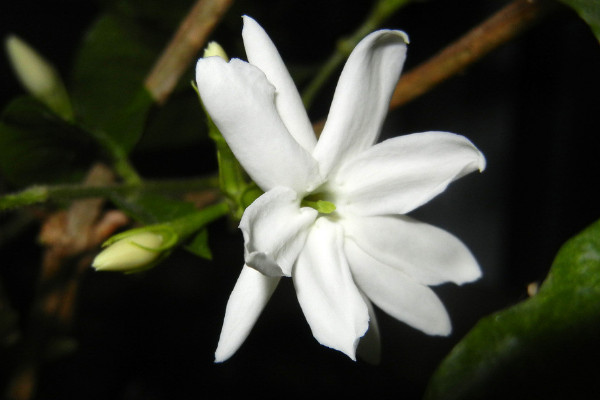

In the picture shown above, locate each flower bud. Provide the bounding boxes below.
[203,41,228,61]
[92,231,165,272]
[5,34,73,120]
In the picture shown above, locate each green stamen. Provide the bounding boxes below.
[301,199,336,214]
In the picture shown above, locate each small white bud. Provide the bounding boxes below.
[203,41,228,61]
[92,231,164,272]
[5,35,73,120]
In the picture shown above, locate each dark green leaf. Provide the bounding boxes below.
[70,13,158,152]
[137,90,208,151]
[0,97,97,186]
[558,0,600,42]
[425,219,600,399]
[184,228,212,260]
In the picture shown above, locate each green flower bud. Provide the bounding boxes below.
[93,231,167,272]
[5,35,73,121]
[203,41,228,61]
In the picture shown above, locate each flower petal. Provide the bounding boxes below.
[333,131,486,216]
[356,294,381,365]
[313,30,409,177]
[345,238,452,336]
[195,56,321,192]
[293,218,369,360]
[240,187,318,277]
[242,16,317,152]
[215,265,280,362]
[342,215,481,286]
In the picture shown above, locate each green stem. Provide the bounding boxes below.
[301,0,413,109]
[90,129,142,184]
[0,176,219,211]
[169,201,229,239]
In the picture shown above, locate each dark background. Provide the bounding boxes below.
[1,0,599,399]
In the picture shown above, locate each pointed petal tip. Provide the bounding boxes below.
[423,312,452,337]
[397,30,410,44]
[431,307,453,337]
[214,348,229,363]
[478,151,487,172]
[458,262,483,286]
[370,29,409,45]
[241,15,261,37]
[241,14,254,23]
[436,325,452,337]
[331,339,358,361]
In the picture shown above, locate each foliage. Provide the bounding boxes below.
[425,219,600,399]
[0,97,96,186]
[559,0,600,42]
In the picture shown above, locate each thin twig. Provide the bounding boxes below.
[0,176,219,212]
[302,0,413,109]
[145,0,234,104]
[389,0,557,109]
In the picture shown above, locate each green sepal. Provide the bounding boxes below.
[184,229,212,260]
[101,225,179,252]
[121,250,174,275]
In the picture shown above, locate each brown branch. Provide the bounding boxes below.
[389,0,557,109]
[312,0,557,135]
[144,0,234,104]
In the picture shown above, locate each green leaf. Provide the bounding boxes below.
[425,219,600,399]
[137,90,209,151]
[0,97,96,186]
[558,0,600,42]
[70,13,158,153]
[184,228,212,260]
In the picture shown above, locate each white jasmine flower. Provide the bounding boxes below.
[196,16,485,362]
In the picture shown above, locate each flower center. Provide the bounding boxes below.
[300,192,336,214]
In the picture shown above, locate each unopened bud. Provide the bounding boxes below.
[93,231,165,272]
[5,35,73,120]
[203,41,228,61]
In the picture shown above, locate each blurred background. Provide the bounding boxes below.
[1,0,599,398]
